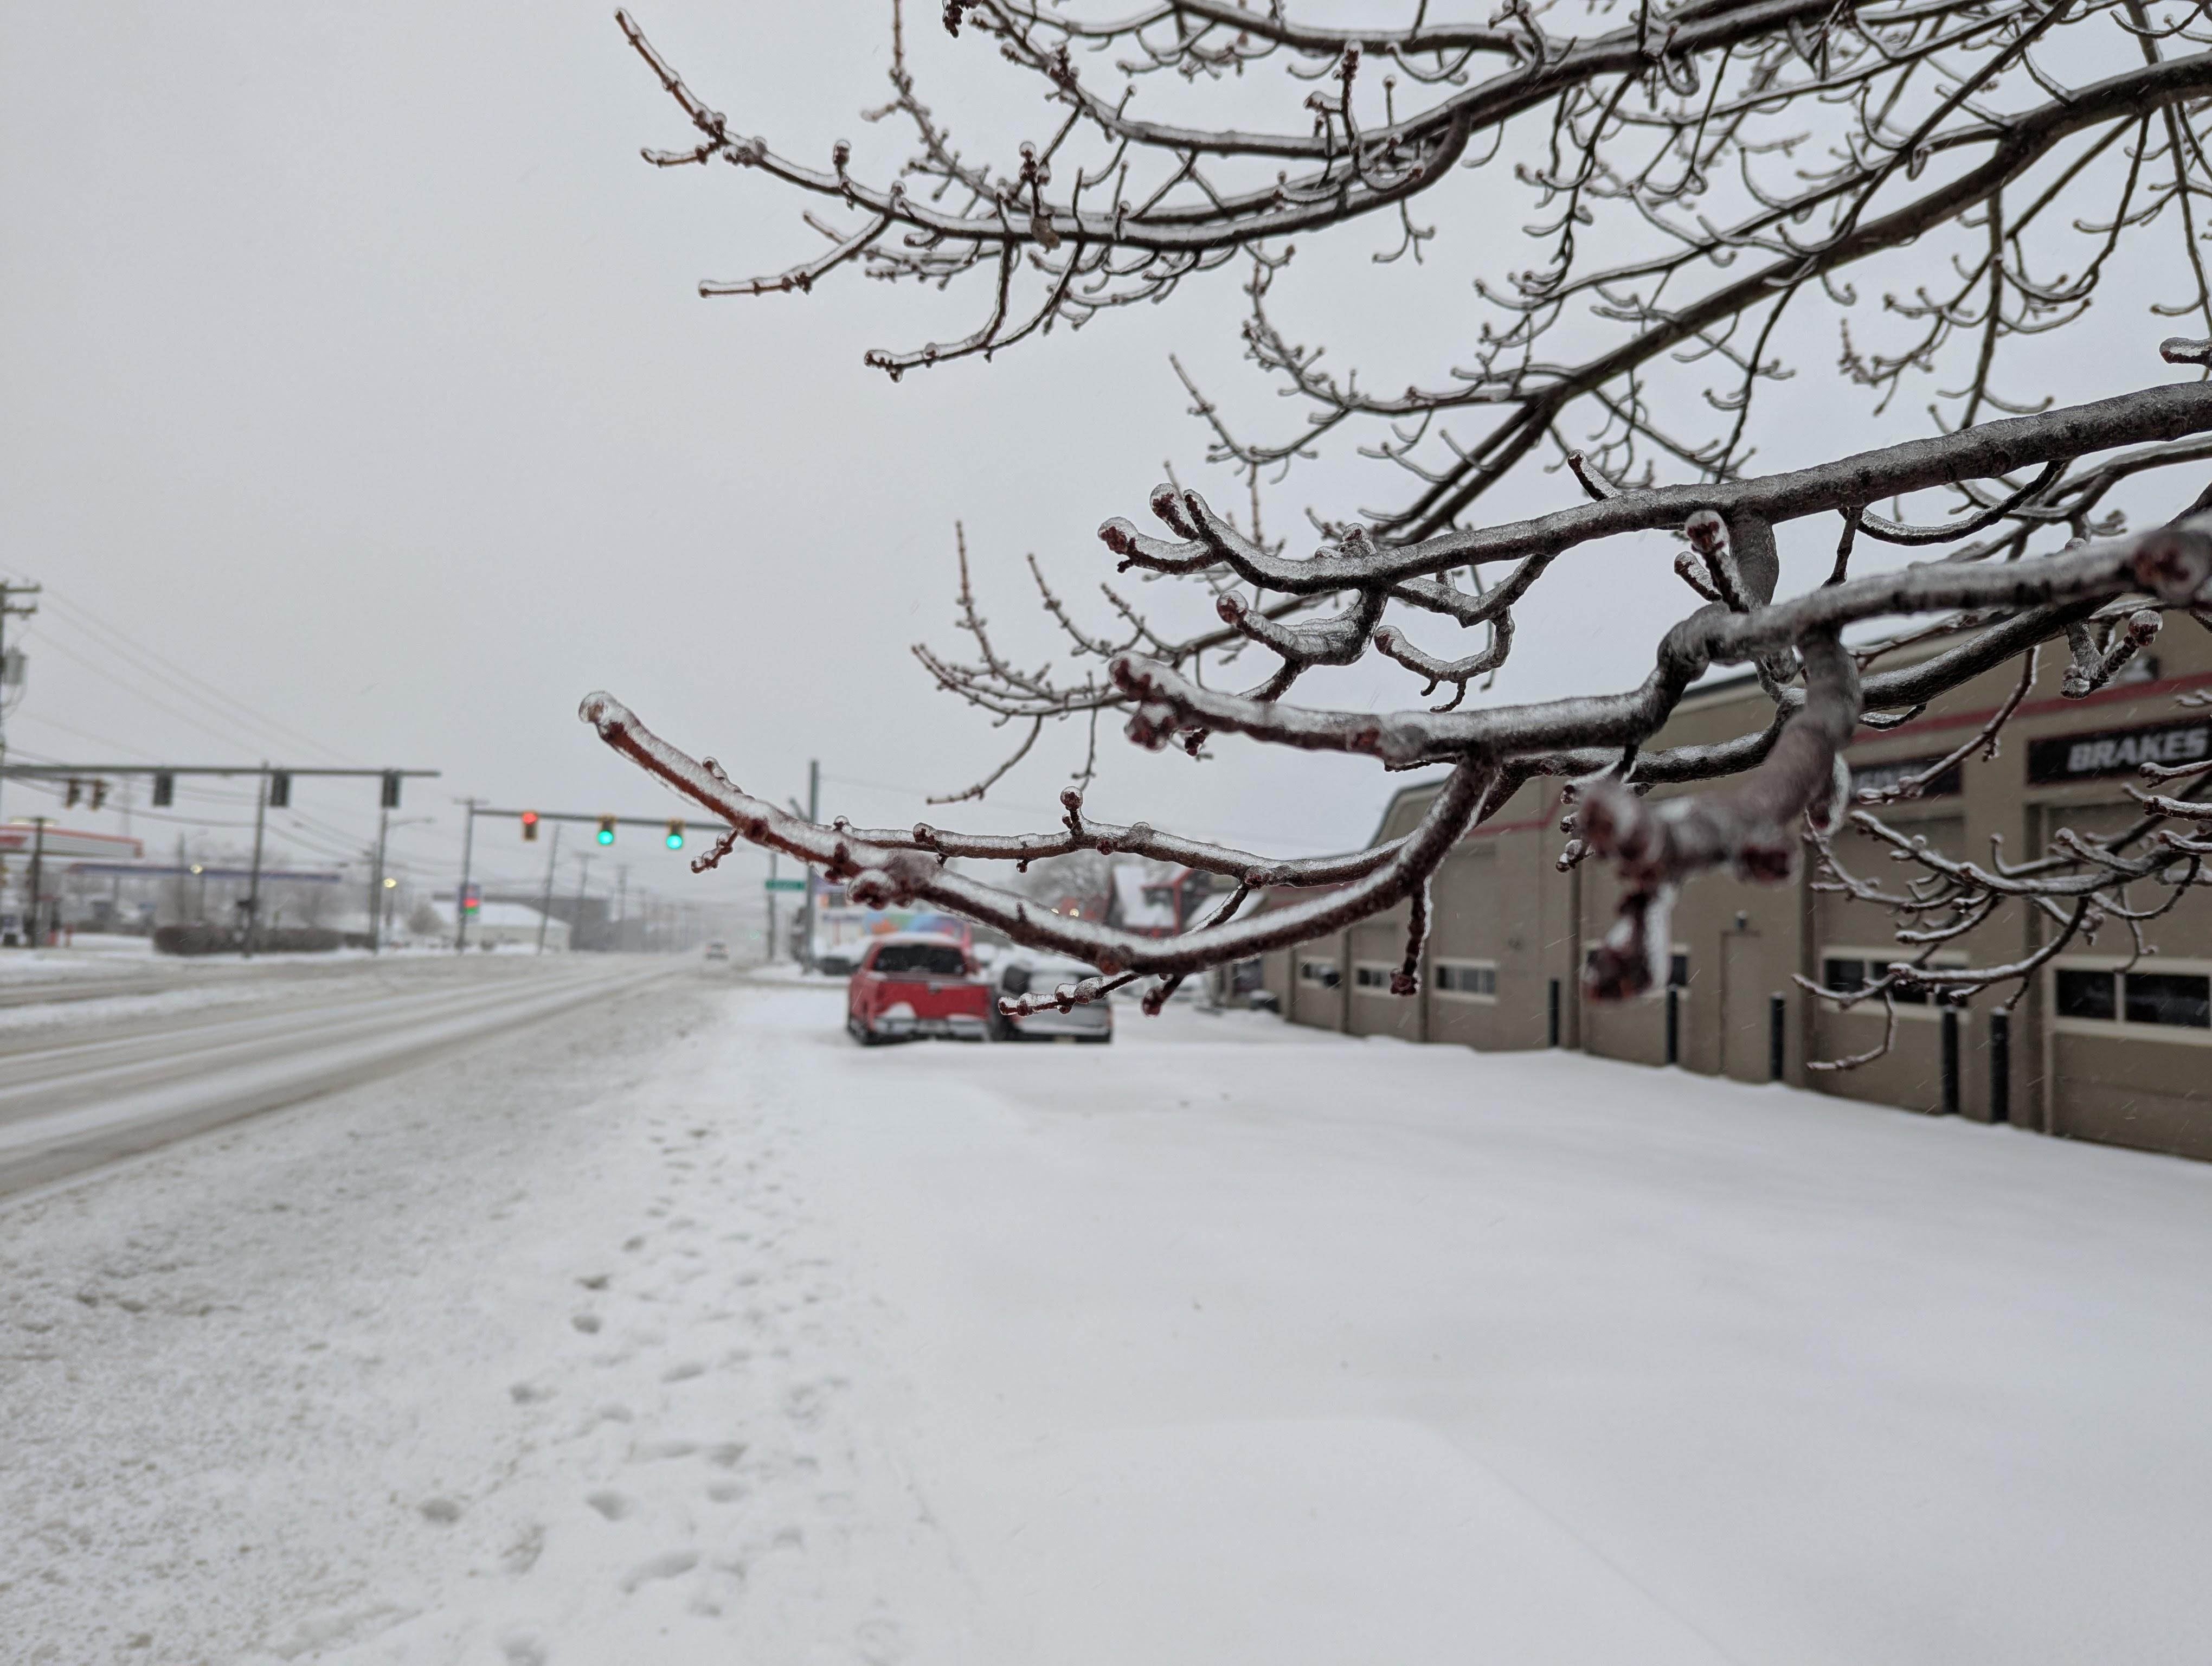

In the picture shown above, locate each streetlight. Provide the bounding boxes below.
[367,816,433,951]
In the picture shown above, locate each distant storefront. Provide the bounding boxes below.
[1254,634,2212,1163]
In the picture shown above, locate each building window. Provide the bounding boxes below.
[1230,958,1264,995]
[2050,963,2212,1037]
[1823,957,1868,992]
[1890,981,1966,1009]
[1819,949,1967,1013]
[2124,971,2210,1029]
[1352,962,1397,994]
[1433,960,1497,1000]
[1668,952,1690,989]
[1298,959,1340,990]
[2054,967,2116,1021]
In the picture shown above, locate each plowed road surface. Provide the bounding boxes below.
[0,957,679,1197]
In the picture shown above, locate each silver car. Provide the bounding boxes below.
[992,952,1114,1043]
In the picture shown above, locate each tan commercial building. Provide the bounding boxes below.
[1253,626,2212,1163]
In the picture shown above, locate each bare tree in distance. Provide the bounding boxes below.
[589,1,2212,1049]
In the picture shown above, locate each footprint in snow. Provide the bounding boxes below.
[576,1273,611,1291]
[503,1523,546,1575]
[631,1438,699,1462]
[783,1382,839,1424]
[584,1490,632,1521]
[570,1313,602,1335]
[857,1617,910,1664]
[418,1497,462,1525]
[619,1550,698,1593]
[509,1381,556,1405]
[661,1361,705,1384]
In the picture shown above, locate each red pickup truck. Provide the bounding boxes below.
[845,934,992,1045]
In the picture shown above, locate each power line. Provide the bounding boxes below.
[28,585,357,766]
[14,623,290,764]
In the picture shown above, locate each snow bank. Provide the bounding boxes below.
[3,976,2207,1664]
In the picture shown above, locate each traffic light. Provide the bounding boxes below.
[90,780,107,812]
[65,778,81,808]
[152,771,173,808]
[381,771,402,810]
[267,770,291,809]
[520,810,539,842]
[597,816,616,846]
[461,883,481,916]
[665,818,685,850]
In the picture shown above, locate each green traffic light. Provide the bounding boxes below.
[597,826,615,845]
[665,832,683,850]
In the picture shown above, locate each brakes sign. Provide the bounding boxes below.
[2027,719,2211,783]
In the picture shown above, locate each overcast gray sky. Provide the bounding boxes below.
[2,3,2193,916]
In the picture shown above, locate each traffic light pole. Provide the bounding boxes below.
[242,766,269,958]
[535,822,562,955]
[454,799,478,953]
[368,800,390,954]
[25,817,47,948]
[799,759,819,971]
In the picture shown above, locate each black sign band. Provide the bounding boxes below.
[2027,719,2211,784]
[1850,754,1963,799]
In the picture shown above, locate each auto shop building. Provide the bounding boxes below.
[1254,627,2212,1162]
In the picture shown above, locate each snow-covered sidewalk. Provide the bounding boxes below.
[4,977,2208,1664]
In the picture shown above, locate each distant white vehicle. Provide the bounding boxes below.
[991,950,1114,1044]
[703,939,729,962]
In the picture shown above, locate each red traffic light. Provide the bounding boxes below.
[520,810,540,842]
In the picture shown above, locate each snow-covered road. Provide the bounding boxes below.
[0,958,678,1197]
[4,976,2208,1664]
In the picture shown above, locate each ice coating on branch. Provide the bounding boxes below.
[2130,529,2212,605]
[579,690,626,733]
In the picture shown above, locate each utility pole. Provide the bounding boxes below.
[573,849,592,951]
[454,799,478,952]
[242,766,269,958]
[766,850,779,963]
[799,758,819,971]
[616,864,628,951]
[0,580,39,944]
[535,821,562,954]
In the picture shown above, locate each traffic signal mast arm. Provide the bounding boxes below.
[0,765,441,779]
[480,808,733,838]
[0,764,438,811]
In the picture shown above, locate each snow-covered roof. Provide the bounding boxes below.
[479,904,563,933]
[1110,867,1177,930]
